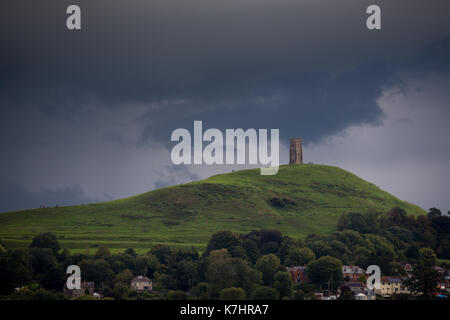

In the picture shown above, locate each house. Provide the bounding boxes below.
[314,292,324,300]
[433,265,446,273]
[286,266,309,284]
[343,281,376,300]
[376,276,409,297]
[131,275,153,291]
[63,281,95,298]
[345,281,366,295]
[402,263,413,273]
[435,267,450,292]
[342,265,367,281]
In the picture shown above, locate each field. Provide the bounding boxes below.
[0,164,425,253]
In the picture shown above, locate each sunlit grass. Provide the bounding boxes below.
[0,164,425,252]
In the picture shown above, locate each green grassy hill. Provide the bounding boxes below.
[0,164,425,253]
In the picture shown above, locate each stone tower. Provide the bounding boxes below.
[289,138,303,164]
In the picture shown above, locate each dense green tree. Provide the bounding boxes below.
[192,282,209,299]
[260,241,279,255]
[206,249,261,297]
[386,226,413,244]
[145,254,162,278]
[115,269,133,284]
[276,237,300,263]
[427,207,442,218]
[150,245,175,266]
[166,290,187,300]
[353,246,372,268]
[206,231,240,254]
[405,265,441,298]
[285,247,315,266]
[405,245,420,260]
[337,212,369,233]
[404,247,440,298]
[307,256,342,289]
[250,286,279,300]
[80,259,114,288]
[338,285,354,300]
[167,259,198,291]
[219,287,247,300]
[206,249,235,297]
[230,245,247,259]
[255,254,280,286]
[112,283,130,300]
[8,288,65,300]
[30,247,57,275]
[259,229,283,245]
[134,255,150,275]
[30,233,60,255]
[365,234,396,273]
[8,248,33,287]
[273,271,293,298]
[40,266,65,291]
[231,258,262,294]
[0,249,13,294]
[94,245,111,258]
[381,207,410,228]
[124,248,137,257]
[418,248,437,267]
[333,230,367,249]
[242,239,260,264]
[329,240,351,264]
[307,240,333,258]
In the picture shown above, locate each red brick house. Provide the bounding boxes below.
[343,265,367,281]
[286,266,309,284]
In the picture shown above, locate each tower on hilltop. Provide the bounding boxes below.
[289,138,303,164]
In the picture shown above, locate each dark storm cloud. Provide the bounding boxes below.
[0,0,450,212]
[1,0,449,106]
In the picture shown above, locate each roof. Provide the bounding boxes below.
[342,265,365,274]
[346,282,365,288]
[131,275,151,282]
[381,276,402,283]
[286,266,307,272]
[433,266,446,272]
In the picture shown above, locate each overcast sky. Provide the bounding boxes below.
[0,0,449,213]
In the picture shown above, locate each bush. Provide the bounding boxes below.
[269,197,286,208]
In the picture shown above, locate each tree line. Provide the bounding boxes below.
[0,207,448,299]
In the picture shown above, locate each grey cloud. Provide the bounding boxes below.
[0,1,450,212]
[306,74,450,213]
[0,176,94,212]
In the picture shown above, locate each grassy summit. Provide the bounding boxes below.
[0,164,425,253]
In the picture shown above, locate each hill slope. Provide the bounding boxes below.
[0,164,425,253]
